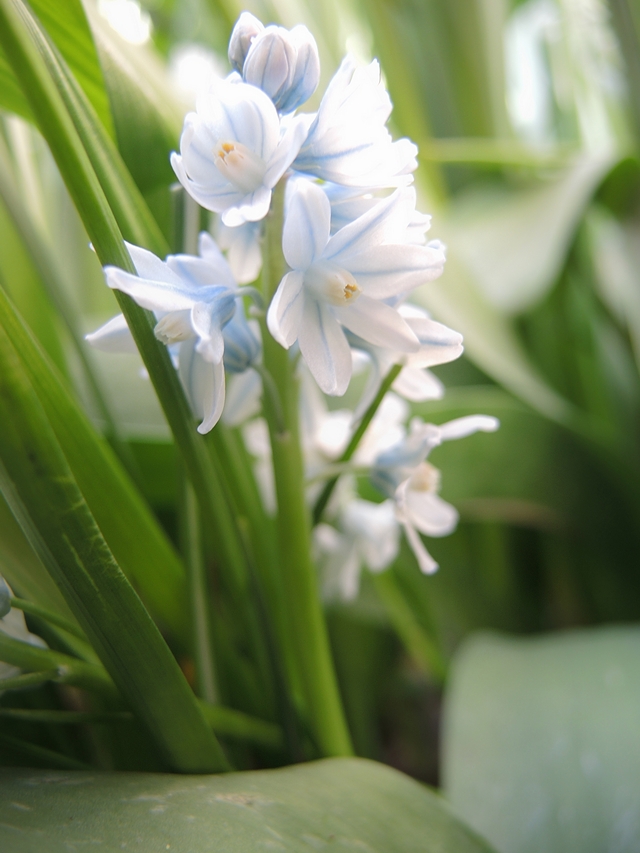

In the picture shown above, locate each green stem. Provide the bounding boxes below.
[10,597,85,641]
[0,733,93,770]
[259,181,352,757]
[0,631,118,698]
[372,572,446,682]
[313,363,402,524]
[182,479,218,705]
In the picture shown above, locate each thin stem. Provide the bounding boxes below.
[11,597,85,641]
[182,479,218,705]
[372,571,446,682]
[0,733,93,770]
[313,363,402,524]
[259,180,352,758]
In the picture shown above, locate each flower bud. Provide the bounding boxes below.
[0,576,11,619]
[223,305,261,373]
[228,11,264,72]
[243,24,319,113]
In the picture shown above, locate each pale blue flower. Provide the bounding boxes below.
[267,179,445,395]
[293,56,418,188]
[315,499,399,601]
[371,415,500,573]
[87,234,244,433]
[171,78,310,226]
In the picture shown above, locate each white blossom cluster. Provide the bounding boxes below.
[88,12,498,590]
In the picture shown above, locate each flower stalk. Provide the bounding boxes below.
[260,181,353,757]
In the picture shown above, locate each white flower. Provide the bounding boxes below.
[241,21,320,113]
[315,499,399,601]
[171,78,310,226]
[87,234,242,433]
[371,415,500,573]
[267,180,445,395]
[293,56,418,188]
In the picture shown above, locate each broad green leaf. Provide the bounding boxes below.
[0,0,113,135]
[441,155,616,314]
[0,315,228,773]
[442,627,640,853]
[0,758,496,852]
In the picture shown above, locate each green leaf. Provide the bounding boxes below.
[442,627,640,853]
[12,0,168,255]
[0,312,228,773]
[0,0,113,135]
[441,155,617,314]
[0,758,496,852]
[86,5,182,194]
[0,285,188,640]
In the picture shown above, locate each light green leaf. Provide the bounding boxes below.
[0,307,228,773]
[442,627,640,853]
[0,286,188,639]
[0,0,113,135]
[415,253,573,423]
[86,5,182,194]
[0,758,495,852]
[441,155,616,314]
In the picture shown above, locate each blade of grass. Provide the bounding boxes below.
[0,319,229,772]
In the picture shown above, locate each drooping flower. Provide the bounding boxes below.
[87,234,245,433]
[293,56,418,188]
[371,415,500,573]
[171,78,311,226]
[267,179,445,395]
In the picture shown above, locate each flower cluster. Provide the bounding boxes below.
[89,12,498,588]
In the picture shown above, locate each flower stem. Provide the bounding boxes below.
[312,362,403,524]
[259,181,352,758]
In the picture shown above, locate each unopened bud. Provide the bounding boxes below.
[228,12,264,72]
[243,24,319,112]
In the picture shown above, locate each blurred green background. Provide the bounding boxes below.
[1,0,640,849]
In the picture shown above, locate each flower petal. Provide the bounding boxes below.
[325,189,413,260]
[267,270,304,348]
[104,267,198,312]
[438,415,500,441]
[178,340,226,433]
[334,295,419,352]
[85,314,137,353]
[298,299,352,395]
[403,488,459,537]
[283,180,331,269]
[343,244,446,298]
[401,520,439,574]
[392,367,444,402]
